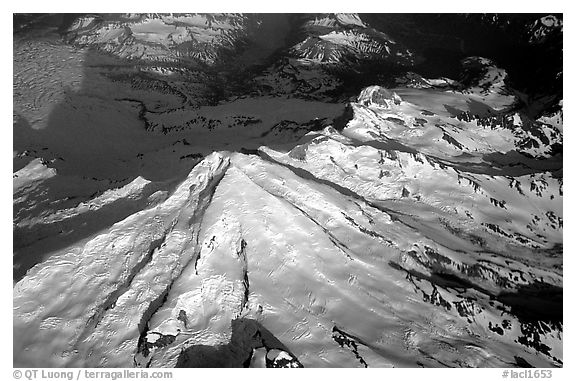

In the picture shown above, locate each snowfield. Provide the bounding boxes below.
[13,13,563,368]
[14,145,563,367]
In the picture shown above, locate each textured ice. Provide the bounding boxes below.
[13,13,563,369]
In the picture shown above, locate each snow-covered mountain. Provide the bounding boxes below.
[13,13,562,368]
[65,14,255,65]
[290,13,415,66]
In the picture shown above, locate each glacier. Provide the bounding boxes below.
[13,13,563,368]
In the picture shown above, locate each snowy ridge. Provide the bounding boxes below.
[304,14,366,29]
[291,14,414,66]
[66,14,252,65]
[13,14,562,368]
[14,153,229,367]
[458,57,517,110]
[528,15,562,44]
[395,72,461,90]
[14,128,562,367]
[13,84,562,368]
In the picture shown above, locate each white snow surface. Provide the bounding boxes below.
[13,30,562,367]
[14,142,562,367]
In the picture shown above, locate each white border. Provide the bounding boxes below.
[3,2,573,379]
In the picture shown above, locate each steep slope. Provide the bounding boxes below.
[13,13,563,369]
[290,14,415,66]
[13,88,563,367]
[14,143,562,367]
[14,153,230,367]
[65,14,254,66]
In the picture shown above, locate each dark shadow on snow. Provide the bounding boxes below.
[175,318,303,368]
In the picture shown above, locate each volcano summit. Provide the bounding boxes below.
[13,13,563,368]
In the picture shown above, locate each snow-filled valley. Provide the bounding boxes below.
[13,13,563,368]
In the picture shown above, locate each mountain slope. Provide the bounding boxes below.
[13,13,563,368]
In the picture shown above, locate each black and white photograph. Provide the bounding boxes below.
[11,3,566,372]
